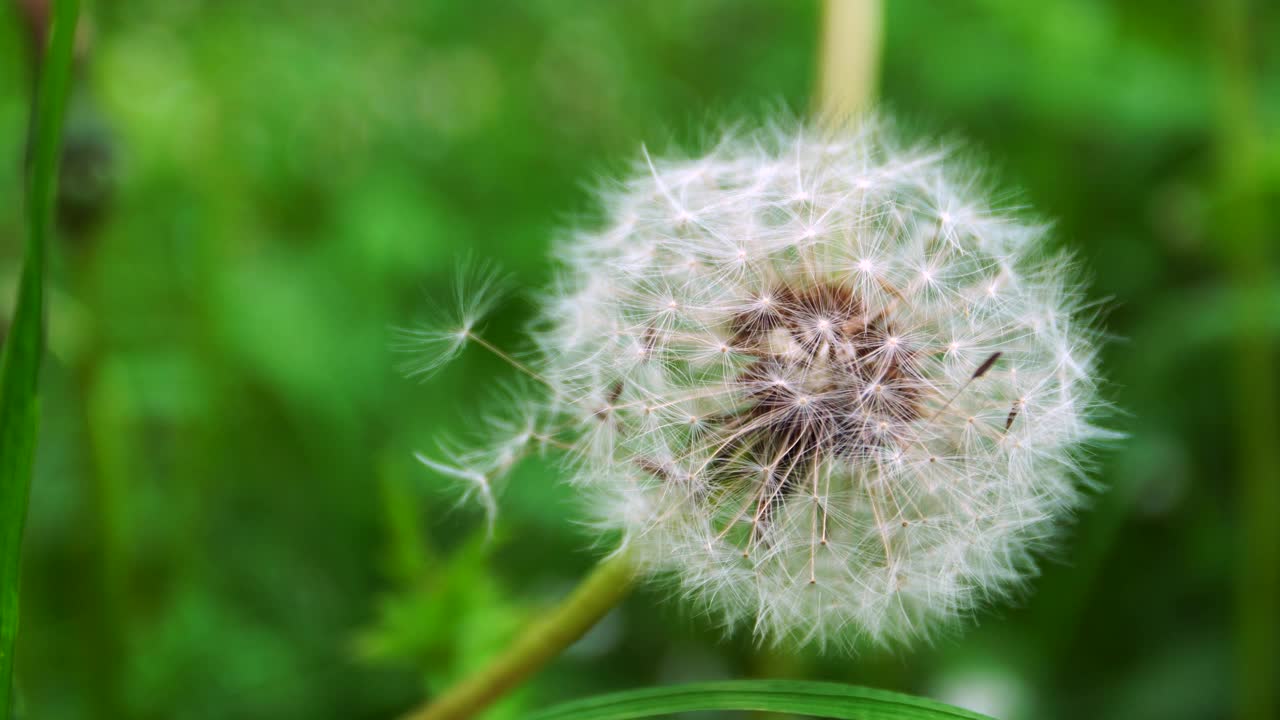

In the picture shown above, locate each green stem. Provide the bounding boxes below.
[0,0,80,716]
[1209,2,1279,720]
[402,549,638,720]
[815,0,883,121]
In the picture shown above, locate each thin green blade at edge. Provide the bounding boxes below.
[525,680,996,720]
[0,0,82,717]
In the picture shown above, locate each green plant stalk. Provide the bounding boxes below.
[815,0,883,121]
[1210,2,1280,720]
[0,0,82,715]
[402,549,637,720]
[79,361,129,719]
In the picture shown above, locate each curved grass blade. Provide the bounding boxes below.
[525,680,995,720]
[0,0,82,716]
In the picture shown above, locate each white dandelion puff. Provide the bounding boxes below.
[416,115,1109,650]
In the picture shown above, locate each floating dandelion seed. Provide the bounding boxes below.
[397,260,510,379]
[416,116,1107,650]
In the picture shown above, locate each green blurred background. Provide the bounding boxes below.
[2,1,1278,718]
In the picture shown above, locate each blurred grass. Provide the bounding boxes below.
[1210,2,1280,719]
[0,0,77,717]
[0,1,1275,719]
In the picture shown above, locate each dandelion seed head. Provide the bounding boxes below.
[533,117,1108,649]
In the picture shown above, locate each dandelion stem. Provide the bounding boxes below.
[815,0,882,122]
[402,548,638,720]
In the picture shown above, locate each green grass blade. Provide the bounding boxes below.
[525,680,995,720]
[0,0,82,716]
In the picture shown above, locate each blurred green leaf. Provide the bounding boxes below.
[0,0,79,716]
[526,680,994,720]
[355,532,524,680]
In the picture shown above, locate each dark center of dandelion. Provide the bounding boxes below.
[717,281,924,526]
